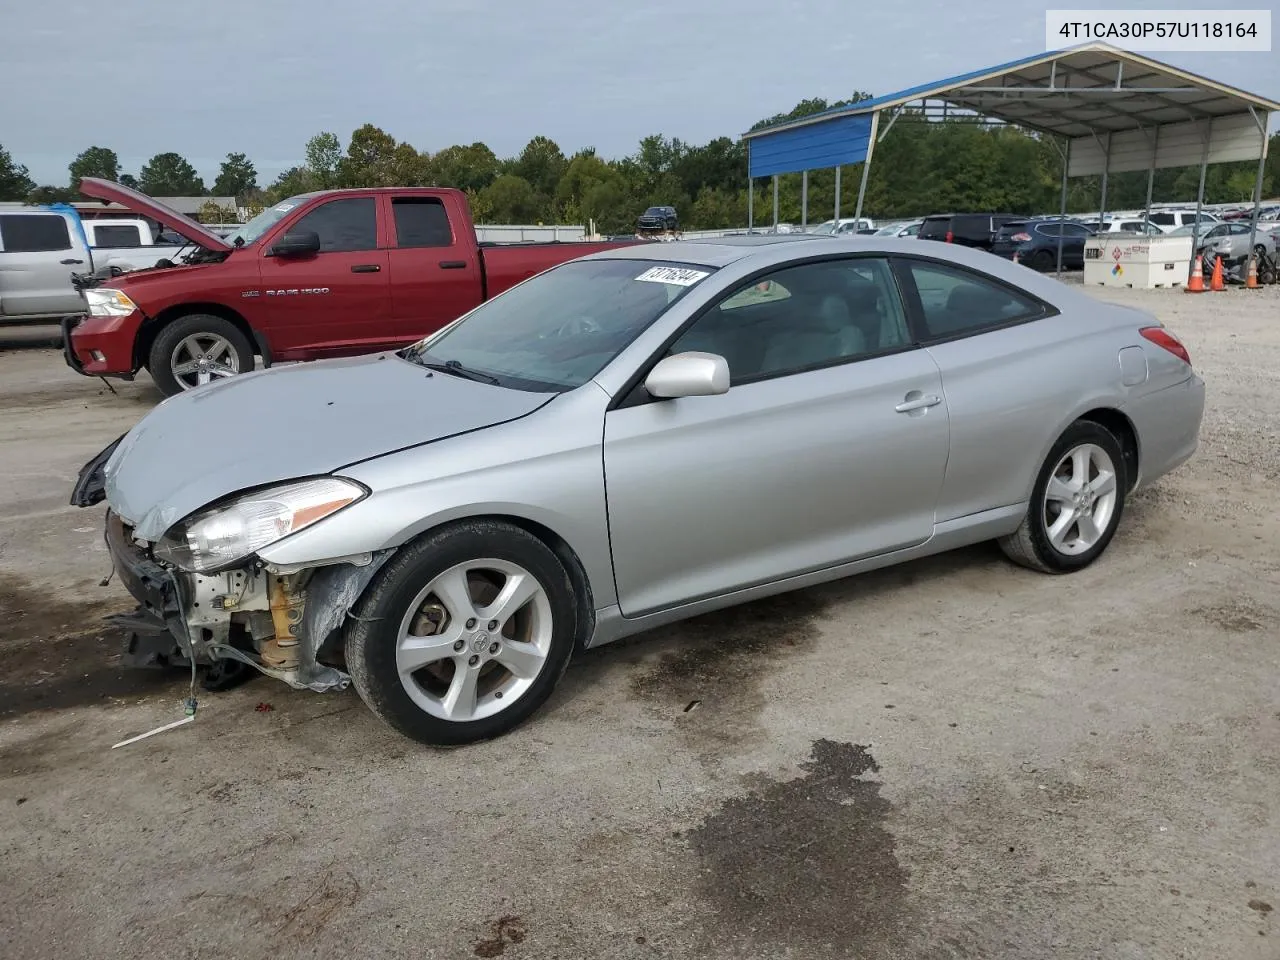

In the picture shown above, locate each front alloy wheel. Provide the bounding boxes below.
[346,521,578,746]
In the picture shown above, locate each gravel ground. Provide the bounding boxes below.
[1,283,1278,960]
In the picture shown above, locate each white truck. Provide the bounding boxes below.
[0,205,190,325]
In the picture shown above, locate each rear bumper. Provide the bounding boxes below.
[1123,374,1206,489]
[63,310,144,378]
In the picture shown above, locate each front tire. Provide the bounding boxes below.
[346,521,578,746]
[147,314,254,397]
[999,421,1127,573]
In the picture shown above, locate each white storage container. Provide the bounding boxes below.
[1083,233,1194,288]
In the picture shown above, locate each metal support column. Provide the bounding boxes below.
[772,175,779,231]
[1055,138,1069,278]
[853,110,881,225]
[746,141,753,231]
[1097,132,1113,228]
[801,171,808,228]
[1190,118,1213,280]
[1246,109,1270,269]
[1143,126,1159,228]
[834,166,841,223]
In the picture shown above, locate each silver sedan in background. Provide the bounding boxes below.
[74,235,1205,746]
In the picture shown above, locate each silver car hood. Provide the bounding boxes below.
[104,352,553,540]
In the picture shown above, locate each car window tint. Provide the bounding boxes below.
[669,258,911,385]
[906,261,1043,339]
[291,197,376,252]
[1036,223,1062,237]
[393,197,454,248]
[1062,223,1091,236]
[0,214,71,253]
[1149,212,1174,226]
[92,224,144,248]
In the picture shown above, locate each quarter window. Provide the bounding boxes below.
[904,261,1044,339]
[667,258,911,384]
[290,197,377,252]
[0,214,71,253]
[92,224,144,248]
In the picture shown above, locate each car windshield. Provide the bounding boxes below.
[222,195,313,247]
[402,258,714,392]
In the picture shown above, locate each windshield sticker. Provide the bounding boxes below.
[273,202,296,212]
[634,265,709,286]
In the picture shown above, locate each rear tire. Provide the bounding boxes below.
[345,521,578,747]
[147,314,254,397]
[999,421,1127,574]
[1030,249,1055,272]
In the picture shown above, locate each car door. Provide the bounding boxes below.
[894,257,1066,524]
[603,256,950,618]
[1057,222,1091,266]
[385,194,482,342]
[258,195,392,355]
[0,212,88,318]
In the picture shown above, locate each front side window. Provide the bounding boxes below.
[0,214,71,253]
[404,259,711,392]
[904,261,1044,339]
[1149,212,1175,226]
[290,197,377,252]
[667,258,911,384]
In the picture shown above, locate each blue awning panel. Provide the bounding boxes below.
[748,114,873,177]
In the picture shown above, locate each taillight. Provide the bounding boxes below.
[1140,326,1191,366]
[1011,232,1032,242]
[945,230,954,243]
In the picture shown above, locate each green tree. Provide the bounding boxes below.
[26,185,76,204]
[513,136,568,200]
[304,132,343,188]
[68,146,120,188]
[212,152,258,198]
[139,152,204,195]
[339,124,399,187]
[265,166,317,203]
[0,144,36,200]
[119,173,139,189]
[476,174,540,223]
[428,142,500,193]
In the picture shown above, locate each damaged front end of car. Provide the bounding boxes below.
[74,456,391,695]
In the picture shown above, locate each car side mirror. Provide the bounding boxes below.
[268,230,321,258]
[645,352,730,399]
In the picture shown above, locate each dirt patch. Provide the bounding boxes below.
[1192,598,1272,633]
[472,915,527,957]
[625,589,831,748]
[683,739,908,957]
[0,573,177,717]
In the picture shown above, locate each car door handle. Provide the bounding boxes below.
[350,263,381,273]
[895,394,942,413]
[61,258,84,265]
[438,260,467,269]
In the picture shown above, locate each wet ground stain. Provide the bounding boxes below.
[0,573,178,717]
[624,589,831,748]
[684,739,908,956]
[472,915,527,957]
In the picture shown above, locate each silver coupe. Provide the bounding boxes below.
[73,235,1205,746]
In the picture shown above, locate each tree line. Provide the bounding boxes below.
[2,97,1277,232]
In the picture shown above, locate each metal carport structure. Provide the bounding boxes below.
[741,41,1279,275]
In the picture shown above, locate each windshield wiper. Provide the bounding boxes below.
[416,357,500,385]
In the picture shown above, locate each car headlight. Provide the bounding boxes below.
[84,288,138,318]
[153,477,367,573]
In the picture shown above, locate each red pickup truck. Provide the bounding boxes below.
[64,178,639,396]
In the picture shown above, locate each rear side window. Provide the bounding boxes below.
[291,197,377,252]
[1149,212,1175,226]
[393,197,454,248]
[903,261,1045,339]
[92,224,143,248]
[0,214,71,253]
[1060,223,1091,237]
[952,215,992,236]
[918,217,951,239]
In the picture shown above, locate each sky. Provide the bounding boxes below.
[3,0,1278,187]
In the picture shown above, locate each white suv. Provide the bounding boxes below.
[1146,209,1221,234]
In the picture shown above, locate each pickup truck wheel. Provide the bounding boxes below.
[147,315,254,396]
[345,520,578,747]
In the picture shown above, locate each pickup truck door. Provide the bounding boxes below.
[384,194,483,342]
[0,212,90,318]
[257,196,393,357]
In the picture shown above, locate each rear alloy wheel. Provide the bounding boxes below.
[1030,249,1055,272]
[999,420,1127,573]
[148,314,254,397]
[346,521,578,746]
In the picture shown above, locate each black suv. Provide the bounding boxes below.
[637,206,679,232]
[918,213,1027,251]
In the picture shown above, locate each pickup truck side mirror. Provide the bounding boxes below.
[268,230,321,258]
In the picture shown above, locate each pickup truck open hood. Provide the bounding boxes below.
[101,353,554,540]
[77,177,233,253]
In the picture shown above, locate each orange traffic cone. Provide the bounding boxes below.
[1245,255,1259,289]
[1185,254,1205,293]
[1209,254,1225,292]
